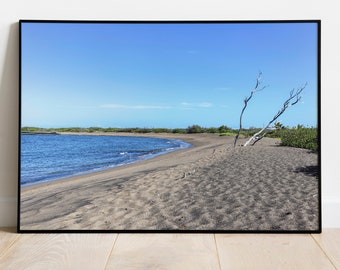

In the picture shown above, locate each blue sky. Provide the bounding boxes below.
[21,22,319,129]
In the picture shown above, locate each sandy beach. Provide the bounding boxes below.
[20,133,319,231]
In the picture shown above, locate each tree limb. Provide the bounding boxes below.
[234,72,267,147]
[243,82,307,146]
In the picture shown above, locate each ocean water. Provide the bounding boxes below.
[20,134,191,186]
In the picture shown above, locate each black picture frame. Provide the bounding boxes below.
[18,20,321,233]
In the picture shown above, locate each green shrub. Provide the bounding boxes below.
[218,125,232,133]
[172,128,186,134]
[21,126,42,133]
[186,125,203,134]
[153,128,172,133]
[206,127,218,134]
[280,128,318,151]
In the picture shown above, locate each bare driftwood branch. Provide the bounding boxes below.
[243,82,307,146]
[234,72,267,147]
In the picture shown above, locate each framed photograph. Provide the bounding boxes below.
[18,20,321,233]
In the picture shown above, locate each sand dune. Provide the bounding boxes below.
[20,133,319,231]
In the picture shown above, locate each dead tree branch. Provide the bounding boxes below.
[234,72,267,147]
[243,82,307,146]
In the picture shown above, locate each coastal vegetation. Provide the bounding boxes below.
[279,127,318,151]
[21,124,318,151]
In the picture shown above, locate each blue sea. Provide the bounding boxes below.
[20,134,191,186]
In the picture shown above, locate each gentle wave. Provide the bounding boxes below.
[20,134,191,186]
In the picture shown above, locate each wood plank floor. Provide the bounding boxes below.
[0,228,339,270]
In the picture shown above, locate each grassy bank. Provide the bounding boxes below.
[21,125,318,151]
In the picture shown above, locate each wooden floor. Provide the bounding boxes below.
[0,228,339,269]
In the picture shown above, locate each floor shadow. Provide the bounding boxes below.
[0,227,17,234]
[294,165,319,178]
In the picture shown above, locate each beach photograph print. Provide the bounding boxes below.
[19,21,320,232]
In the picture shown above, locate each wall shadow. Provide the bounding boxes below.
[0,23,19,199]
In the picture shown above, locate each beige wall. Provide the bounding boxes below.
[0,0,339,227]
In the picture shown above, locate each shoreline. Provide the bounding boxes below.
[21,132,195,188]
[20,134,319,231]
[21,132,226,190]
